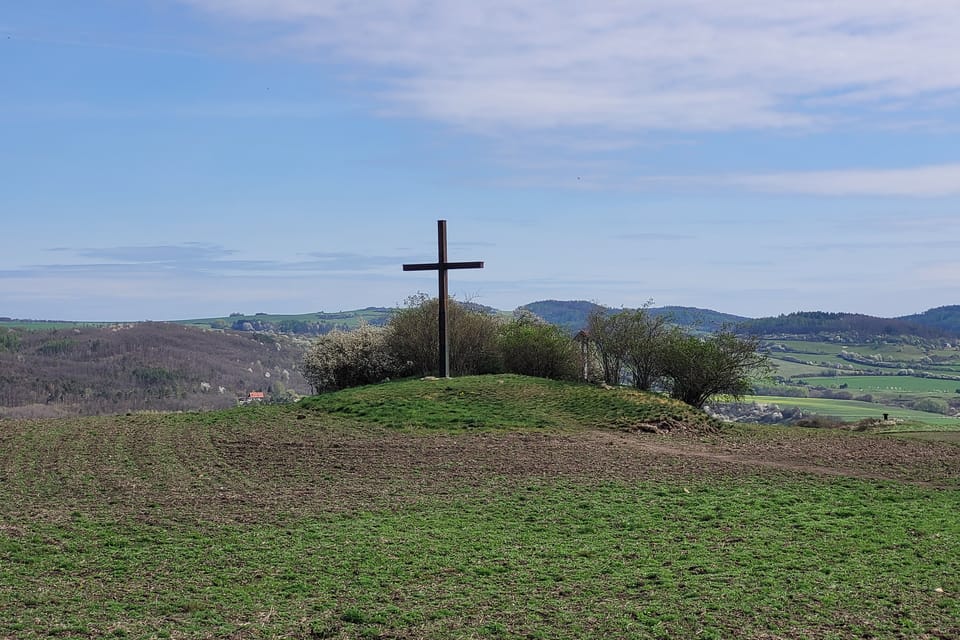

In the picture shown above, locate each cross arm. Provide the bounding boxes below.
[402,263,440,271]
[402,261,484,271]
[447,261,484,270]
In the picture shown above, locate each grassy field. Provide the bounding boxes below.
[2,375,958,639]
[763,338,960,423]
[772,340,944,361]
[768,358,838,377]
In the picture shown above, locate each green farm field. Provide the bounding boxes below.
[2,376,959,639]
[801,375,960,394]
[773,340,940,361]
[767,357,838,377]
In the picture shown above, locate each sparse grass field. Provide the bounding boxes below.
[2,375,959,639]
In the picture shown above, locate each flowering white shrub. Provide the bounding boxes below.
[302,323,399,393]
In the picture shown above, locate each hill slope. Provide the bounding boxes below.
[897,305,960,336]
[0,323,311,418]
[299,374,716,433]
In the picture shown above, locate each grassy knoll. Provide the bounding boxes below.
[298,374,714,432]
[2,376,958,639]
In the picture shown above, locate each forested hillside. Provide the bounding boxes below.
[519,300,747,334]
[737,311,956,340]
[0,323,311,418]
[897,305,960,335]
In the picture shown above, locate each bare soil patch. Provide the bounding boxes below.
[4,411,957,525]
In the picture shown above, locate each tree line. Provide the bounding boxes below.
[303,296,769,409]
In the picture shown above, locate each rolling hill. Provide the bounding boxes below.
[897,305,960,335]
[519,300,749,334]
[0,323,312,418]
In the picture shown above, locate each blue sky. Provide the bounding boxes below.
[3,1,960,321]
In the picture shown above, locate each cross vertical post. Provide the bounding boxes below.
[437,220,449,378]
[402,220,484,378]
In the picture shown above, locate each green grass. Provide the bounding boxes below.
[298,374,714,431]
[2,377,958,638]
[3,479,957,639]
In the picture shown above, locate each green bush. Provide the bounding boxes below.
[386,295,501,377]
[498,313,579,380]
[911,397,950,415]
[660,330,771,409]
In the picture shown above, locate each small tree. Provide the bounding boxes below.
[621,306,671,391]
[303,322,398,393]
[386,294,501,377]
[660,329,771,408]
[586,308,630,385]
[498,311,579,380]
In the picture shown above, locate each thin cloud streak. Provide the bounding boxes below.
[605,163,960,197]
[13,245,415,277]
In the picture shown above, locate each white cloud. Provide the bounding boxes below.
[183,0,960,133]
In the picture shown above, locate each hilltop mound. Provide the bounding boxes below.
[299,374,717,434]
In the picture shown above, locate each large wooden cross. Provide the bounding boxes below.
[402,220,484,378]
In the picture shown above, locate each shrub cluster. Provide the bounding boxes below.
[302,322,399,393]
[303,297,582,393]
[303,297,769,411]
[586,307,771,408]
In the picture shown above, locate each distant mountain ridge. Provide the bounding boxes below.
[0,323,312,418]
[5,301,960,339]
[519,301,960,340]
[519,300,749,334]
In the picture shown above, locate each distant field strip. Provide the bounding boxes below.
[802,375,960,394]
[743,395,960,426]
